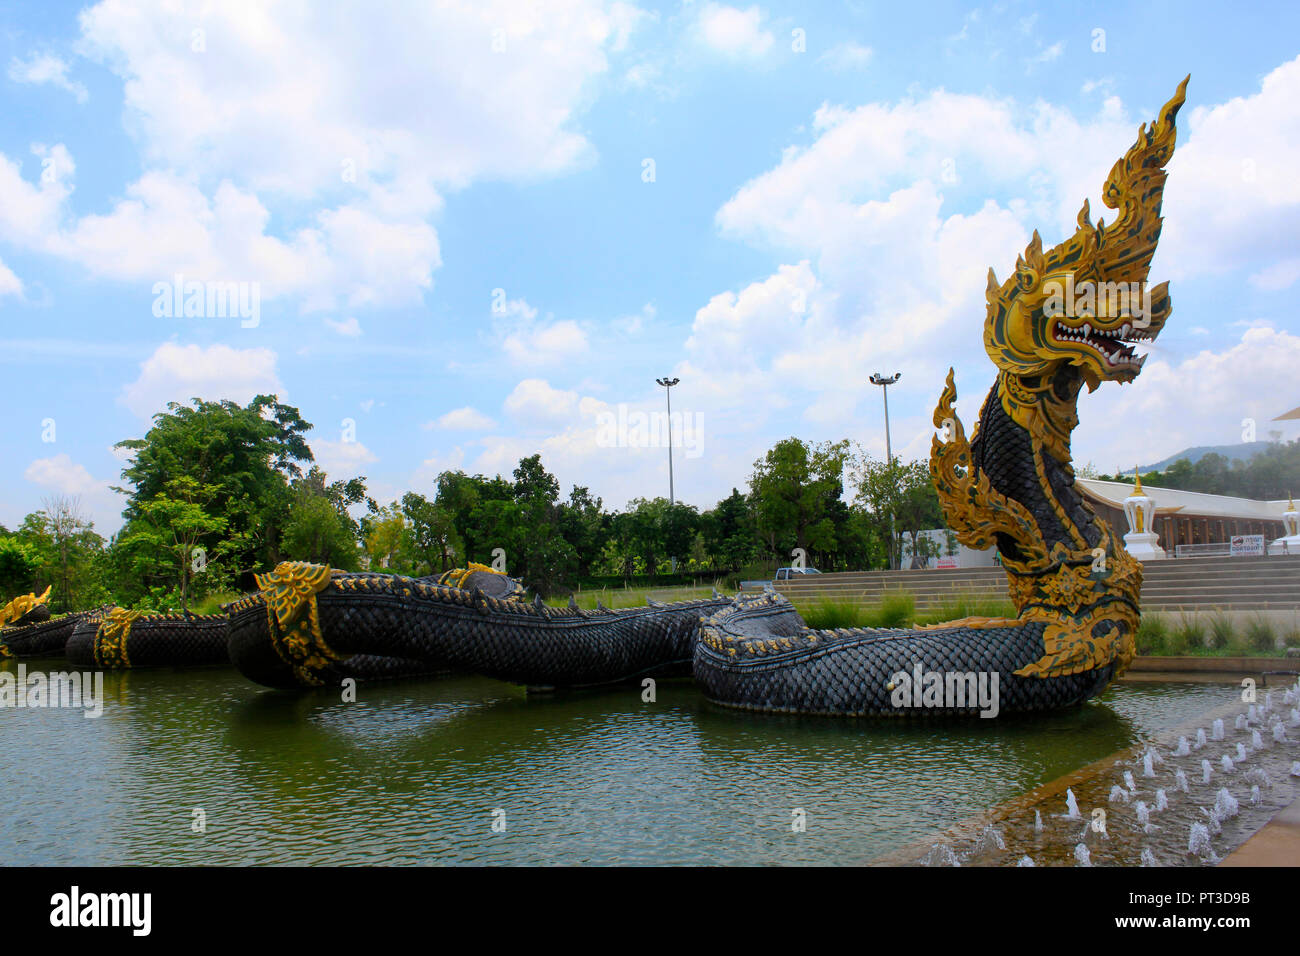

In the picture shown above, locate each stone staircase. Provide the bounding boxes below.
[772,554,1300,612]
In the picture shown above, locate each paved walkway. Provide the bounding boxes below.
[1221,788,1300,866]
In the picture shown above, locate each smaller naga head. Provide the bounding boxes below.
[984,77,1187,393]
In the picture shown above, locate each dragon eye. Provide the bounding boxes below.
[1016,266,1038,292]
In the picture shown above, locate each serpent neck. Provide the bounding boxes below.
[970,366,1104,562]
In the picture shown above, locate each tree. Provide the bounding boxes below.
[558,486,606,577]
[280,468,367,570]
[748,438,850,563]
[702,489,758,573]
[114,395,314,585]
[852,453,944,570]
[0,536,40,599]
[364,503,407,572]
[40,495,92,611]
[119,477,230,613]
[400,492,461,574]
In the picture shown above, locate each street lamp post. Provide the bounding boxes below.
[869,372,901,571]
[656,376,680,572]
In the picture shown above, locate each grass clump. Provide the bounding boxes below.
[796,591,916,630]
[1162,625,1189,656]
[1174,613,1206,652]
[800,597,868,630]
[1136,615,1170,656]
[1207,612,1234,651]
[913,592,1015,627]
[1244,616,1278,654]
[861,591,916,629]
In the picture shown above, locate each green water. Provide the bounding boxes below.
[0,658,1236,865]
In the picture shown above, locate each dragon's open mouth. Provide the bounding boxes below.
[1051,319,1153,369]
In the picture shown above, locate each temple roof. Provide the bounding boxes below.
[1077,478,1289,521]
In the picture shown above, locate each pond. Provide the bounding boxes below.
[0,658,1241,865]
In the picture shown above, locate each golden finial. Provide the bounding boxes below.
[1133,471,1143,495]
[1288,491,1295,512]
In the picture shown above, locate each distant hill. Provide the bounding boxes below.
[1124,442,1277,475]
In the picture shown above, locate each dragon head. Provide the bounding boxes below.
[983,76,1187,393]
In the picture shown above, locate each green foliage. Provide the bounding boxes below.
[1136,615,1170,655]
[864,591,916,629]
[0,535,40,598]
[851,451,945,570]
[1162,626,1189,656]
[114,395,314,582]
[1244,616,1277,653]
[1207,612,1234,651]
[1174,614,1206,651]
[17,396,975,606]
[281,493,359,570]
[800,597,866,630]
[914,593,1016,626]
[1098,440,1300,500]
[748,438,853,567]
[117,476,232,613]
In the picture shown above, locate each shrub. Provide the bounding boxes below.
[1175,614,1206,652]
[801,597,865,630]
[914,592,1015,627]
[1162,625,1189,657]
[863,591,915,629]
[1207,613,1234,651]
[1136,615,1169,656]
[1244,616,1278,654]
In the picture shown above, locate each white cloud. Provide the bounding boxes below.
[1074,326,1300,470]
[23,454,125,533]
[503,318,590,365]
[76,0,633,194]
[0,257,22,298]
[120,343,285,420]
[7,53,88,103]
[0,159,441,310]
[692,78,1282,444]
[1029,41,1063,65]
[311,439,379,478]
[0,2,644,312]
[613,302,655,334]
[504,378,583,426]
[326,316,363,337]
[432,407,497,430]
[819,42,872,72]
[1160,56,1300,286]
[696,4,773,58]
[24,454,108,497]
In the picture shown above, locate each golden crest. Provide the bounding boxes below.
[255,561,339,686]
[95,607,143,669]
[1,585,53,627]
[927,79,1184,681]
[929,369,1050,576]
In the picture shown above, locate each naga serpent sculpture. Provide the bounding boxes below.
[694,77,1187,715]
[8,78,1187,719]
[64,608,232,670]
[227,562,733,689]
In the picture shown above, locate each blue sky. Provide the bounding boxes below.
[2,0,1299,535]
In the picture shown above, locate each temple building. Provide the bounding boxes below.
[1076,478,1289,555]
[910,479,1294,568]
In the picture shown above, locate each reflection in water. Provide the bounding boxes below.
[0,655,1239,865]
